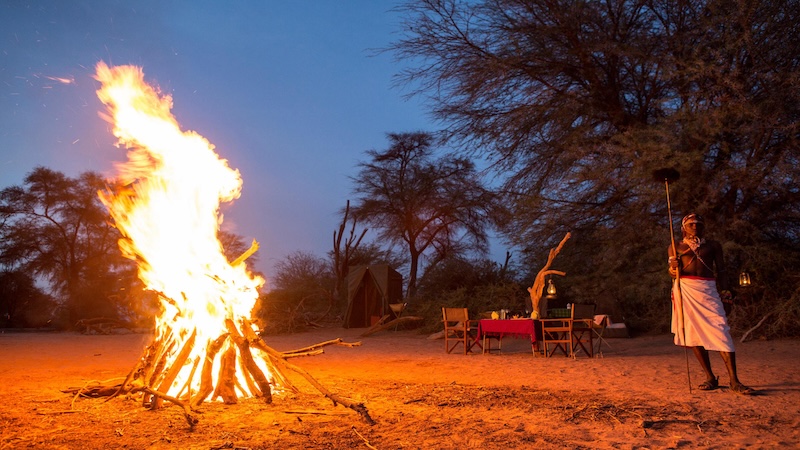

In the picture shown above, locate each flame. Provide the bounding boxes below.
[94,62,269,398]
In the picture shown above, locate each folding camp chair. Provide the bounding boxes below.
[442,307,482,354]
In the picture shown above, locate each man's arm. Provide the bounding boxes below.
[668,245,679,278]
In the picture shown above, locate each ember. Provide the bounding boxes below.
[64,62,371,426]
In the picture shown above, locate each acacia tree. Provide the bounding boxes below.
[0,269,54,328]
[350,132,492,297]
[0,167,133,326]
[391,0,800,332]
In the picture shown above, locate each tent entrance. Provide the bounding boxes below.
[343,265,403,328]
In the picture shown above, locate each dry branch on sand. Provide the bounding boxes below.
[359,315,424,337]
[62,320,373,427]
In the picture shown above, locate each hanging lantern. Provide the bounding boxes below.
[546,278,557,296]
[739,271,751,287]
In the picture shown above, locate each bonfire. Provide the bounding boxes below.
[64,62,371,426]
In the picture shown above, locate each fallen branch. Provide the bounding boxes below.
[134,386,198,427]
[271,352,374,424]
[740,311,774,343]
[74,317,134,334]
[36,410,86,415]
[352,426,378,450]
[360,316,424,337]
[360,314,391,336]
[282,409,349,416]
[245,334,375,425]
[281,338,362,355]
[281,349,324,358]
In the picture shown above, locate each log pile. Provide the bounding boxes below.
[64,317,373,427]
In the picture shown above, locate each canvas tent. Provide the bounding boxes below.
[343,265,403,328]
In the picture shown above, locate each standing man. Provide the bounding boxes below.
[668,213,754,394]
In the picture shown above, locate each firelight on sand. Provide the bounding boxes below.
[94,61,271,401]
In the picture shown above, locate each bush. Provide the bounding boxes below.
[409,281,527,334]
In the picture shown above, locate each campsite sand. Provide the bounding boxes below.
[1,327,798,449]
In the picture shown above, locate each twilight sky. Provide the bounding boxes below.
[0,1,455,285]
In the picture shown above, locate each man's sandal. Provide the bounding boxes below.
[729,384,755,395]
[698,377,719,391]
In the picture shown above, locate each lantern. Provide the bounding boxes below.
[546,278,557,297]
[739,271,751,287]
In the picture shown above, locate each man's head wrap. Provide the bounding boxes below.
[681,213,706,250]
[682,213,704,227]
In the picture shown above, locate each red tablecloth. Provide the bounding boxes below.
[477,319,539,343]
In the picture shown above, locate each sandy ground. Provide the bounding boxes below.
[0,326,798,449]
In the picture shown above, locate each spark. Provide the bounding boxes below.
[43,75,75,84]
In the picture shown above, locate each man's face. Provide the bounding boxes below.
[683,222,704,238]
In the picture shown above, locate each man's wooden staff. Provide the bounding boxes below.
[653,168,692,393]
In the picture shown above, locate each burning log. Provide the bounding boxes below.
[226,319,272,403]
[153,329,196,408]
[193,334,228,406]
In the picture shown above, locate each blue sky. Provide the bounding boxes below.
[0,1,446,283]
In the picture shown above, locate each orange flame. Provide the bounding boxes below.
[94,62,269,398]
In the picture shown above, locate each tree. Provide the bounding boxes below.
[0,167,134,326]
[330,200,368,311]
[392,0,800,333]
[0,269,54,328]
[254,251,335,333]
[350,132,492,297]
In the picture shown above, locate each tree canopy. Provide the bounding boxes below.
[392,0,800,332]
[350,132,493,297]
[0,167,135,326]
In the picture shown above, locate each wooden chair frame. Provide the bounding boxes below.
[442,307,482,354]
[541,304,597,358]
[591,314,612,356]
[570,304,596,358]
[540,317,572,357]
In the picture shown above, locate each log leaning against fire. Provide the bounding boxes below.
[527,232,571,319]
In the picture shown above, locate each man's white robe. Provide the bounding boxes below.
[672,276,735,352]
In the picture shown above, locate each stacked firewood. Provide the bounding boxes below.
[64,317,373,427]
